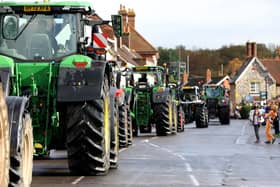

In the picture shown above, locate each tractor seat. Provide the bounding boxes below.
[29,33,53,59]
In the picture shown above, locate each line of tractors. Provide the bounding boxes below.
[0,1,230,187]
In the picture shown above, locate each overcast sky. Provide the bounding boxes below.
[24,0,280,49]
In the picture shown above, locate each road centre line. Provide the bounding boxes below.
[71,176,85,185]
[235,124,247,144]
[149,143,160,148]
[176,154,186,161]
[185,163,193,172]
[189,174,200,186]
[120,147,128,152]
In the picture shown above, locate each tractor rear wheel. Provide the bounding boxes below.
[0,87,9,187]
[66,77,111,175]
[118,104,128,148]
[6,97,33,187]
[177,105,185,132]
[110,99,119,169]
[195,105,208,128]
[219,106,230,125]
[127,107,133,145]
[154,96,172,136]
[172,102,177,134]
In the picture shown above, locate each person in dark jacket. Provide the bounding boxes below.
[252,106,261,143]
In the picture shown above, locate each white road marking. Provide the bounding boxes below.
[149,143,160,148]
[185,163,193,172]
[142,139,149,143]
[189,174,200,186]
[120,147,128,152]
[235,124,247,144]
[71,176,84,185]
[177,154,186,161]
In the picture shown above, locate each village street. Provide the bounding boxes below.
[32,119,280,187]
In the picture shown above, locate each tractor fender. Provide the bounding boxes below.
[152,89,170,104]
[57,60,108,102]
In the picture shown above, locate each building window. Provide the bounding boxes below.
[250,82,260,93]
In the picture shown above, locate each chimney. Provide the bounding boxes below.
[246,41,252,58]
[251,42,257,57]
[182,70,188,85]
[127,8,135,29]
[206,69,211,83]
[122,25,130,48]
[118,4,127,33]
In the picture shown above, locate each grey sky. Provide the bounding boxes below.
[27,0,280,49]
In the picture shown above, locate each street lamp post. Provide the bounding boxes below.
[264,70,269,101]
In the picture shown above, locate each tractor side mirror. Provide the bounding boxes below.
[2,15,19,40]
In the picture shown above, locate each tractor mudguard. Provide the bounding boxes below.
[152,89,170,104]
[57,61,107,102]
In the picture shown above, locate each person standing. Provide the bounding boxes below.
[264,104,277,144]
[252,106,261,143]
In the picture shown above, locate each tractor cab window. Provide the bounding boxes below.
[0,14,77,60]
[205,87,221,97]
[133,72,160,87]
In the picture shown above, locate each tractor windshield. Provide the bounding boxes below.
[182,88,197,100]
[0,14,77,61]
[133,72,161,87]
[205,87,221,97]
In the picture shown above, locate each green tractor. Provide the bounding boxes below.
[181,85,208,128]
[201,84,230,125]
[0,1,122,175]
[166,61,187,132]
[129,66,177,136]
[110,62,133,148]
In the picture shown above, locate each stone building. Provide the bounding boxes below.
[230,42,276,107]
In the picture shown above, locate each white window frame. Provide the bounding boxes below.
[250,82,260,94]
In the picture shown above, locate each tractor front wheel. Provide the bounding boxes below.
[0,88,9,187]
[6,97,33,187]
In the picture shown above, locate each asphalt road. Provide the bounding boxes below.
[32,119,280,187]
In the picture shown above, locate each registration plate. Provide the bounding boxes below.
[24,6,51,12]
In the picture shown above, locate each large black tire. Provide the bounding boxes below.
[66,77,111,175]
[219,106,230,125]
[110,99,119,169]
[118,104,128,148]
[171,102,177,134]
[6,97,33,187]
[195,105,208,128]
[177,105,185,132]
[0,85,9,187]
[154,96,172,136]
[127,107,133,145]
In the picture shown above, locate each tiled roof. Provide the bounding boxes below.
[128,25,158,54]
[231,57,254,83]
[117,46,140,66]
[262,58,280,85]
[100,25,115,40]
